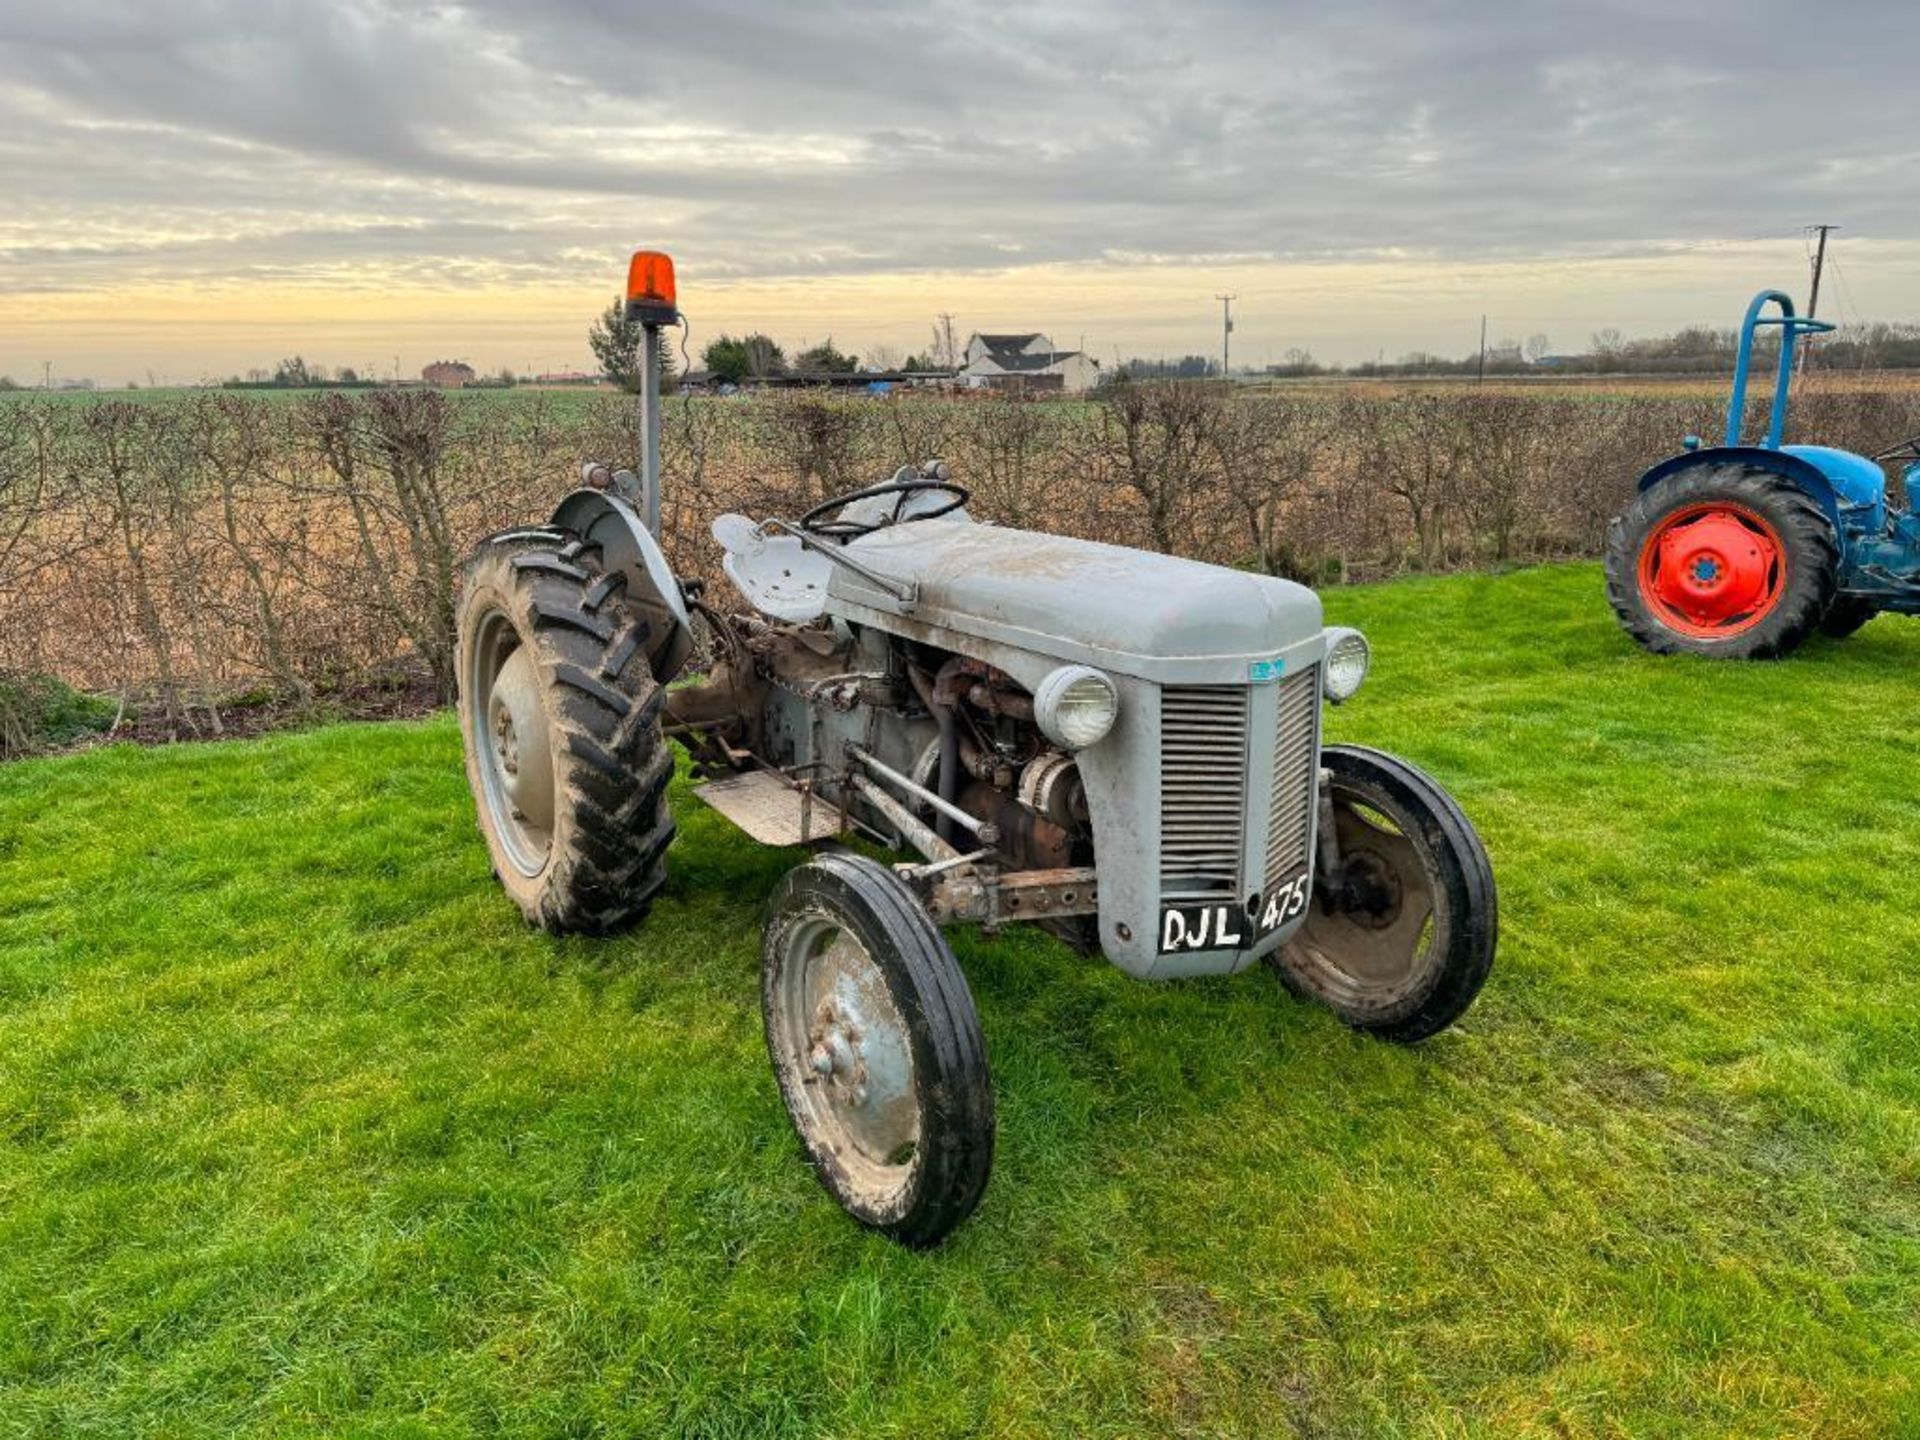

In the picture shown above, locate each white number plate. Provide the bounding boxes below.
[1158,868,1312,954]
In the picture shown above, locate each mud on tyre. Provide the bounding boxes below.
[456,530,674,935]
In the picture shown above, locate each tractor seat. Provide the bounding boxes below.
[711,513,832,623]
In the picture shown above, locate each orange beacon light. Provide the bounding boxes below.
[625,250,679,326]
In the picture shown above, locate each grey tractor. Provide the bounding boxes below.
[455,252,1497,1246]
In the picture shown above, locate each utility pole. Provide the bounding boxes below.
[1800,223,1837,378]
[936,312,957,371]
[1477,314,1488,384]
[42,360,52,391]
[1214,294,1236,378]
[1806,224,1836,320]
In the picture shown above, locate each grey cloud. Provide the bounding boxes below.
[0,0,1911,295]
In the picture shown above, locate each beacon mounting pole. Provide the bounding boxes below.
[624,250,681,539]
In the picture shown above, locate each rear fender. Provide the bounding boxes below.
[1637,447,1852,533]
[546,489,694,681]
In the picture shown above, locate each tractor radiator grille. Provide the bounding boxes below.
[1159,685,1249,898]
[1264,664,1321,892]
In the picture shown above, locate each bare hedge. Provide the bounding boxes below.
[2,382,1914,745]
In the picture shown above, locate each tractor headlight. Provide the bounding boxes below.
[1322,627,1370,704]
[1034,665,1119,749]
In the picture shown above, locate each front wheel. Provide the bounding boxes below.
[1605,465,1837,659]
[1270,745,1496,1043]
[1821,594,1878,639]
[762,853,994,1248]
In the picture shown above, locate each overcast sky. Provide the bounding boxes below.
[1,0,1913,380]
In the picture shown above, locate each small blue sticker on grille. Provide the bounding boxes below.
[1248,656,1287,684]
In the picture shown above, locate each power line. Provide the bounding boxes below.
[1826,253,1865,331]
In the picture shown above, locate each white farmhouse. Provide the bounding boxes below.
[959,333,1101,393]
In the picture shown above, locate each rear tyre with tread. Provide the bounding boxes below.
[456,531,674,935]
[1605,465,1837,659]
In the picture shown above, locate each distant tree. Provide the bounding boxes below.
[0,376,18,391]
[704,332,788,384]
[1268,347,1322,378]
[743,333,785,378]
[1118,355,1217,379]
[273,355,315,387]
[590,296,643,392]
[589,296,675,393]
[901,353,935,372]
[703,337,748,385]
[337,366,360,384]
[929,323,957,370]
[864,342,904,372]
[1525,333,1551,363]
[795,338,859,374]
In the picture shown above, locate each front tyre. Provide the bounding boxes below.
[1821,594,1878,639]
[1605,465,1837,659]
[456,531,674,935]
[763,853,994,1248]
[1270,745,1496,1043]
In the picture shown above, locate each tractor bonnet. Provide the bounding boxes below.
[837,519,1323,682]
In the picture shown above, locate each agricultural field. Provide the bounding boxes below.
[2,563,1916,1437]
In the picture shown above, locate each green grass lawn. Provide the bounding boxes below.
[3,562,1918,1438]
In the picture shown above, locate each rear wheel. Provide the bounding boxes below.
[457,531,674,935]
[763,853,994,1248]
[1270,746,1496,1043]
[1605,466,1836,659]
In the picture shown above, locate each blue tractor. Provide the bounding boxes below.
[1606,289,1920,658]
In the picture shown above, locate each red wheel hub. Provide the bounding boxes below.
[1637,502,1785,638]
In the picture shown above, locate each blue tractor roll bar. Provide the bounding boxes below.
[1725,289,1836,452]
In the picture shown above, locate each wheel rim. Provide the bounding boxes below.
[467,604,556,877]
[773,913,921,1207]
[1287,795,1443,1011]
[1636,501,1786,638]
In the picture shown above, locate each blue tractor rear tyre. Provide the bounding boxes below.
[1605,465,1837,660]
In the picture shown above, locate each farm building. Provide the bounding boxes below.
[959,333,1100,393]
[422,360,477,387]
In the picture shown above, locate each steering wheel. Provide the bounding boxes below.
[799,478,971,539]
[1873,434,1920,464]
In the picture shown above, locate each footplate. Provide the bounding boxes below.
[693,770,841,847]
